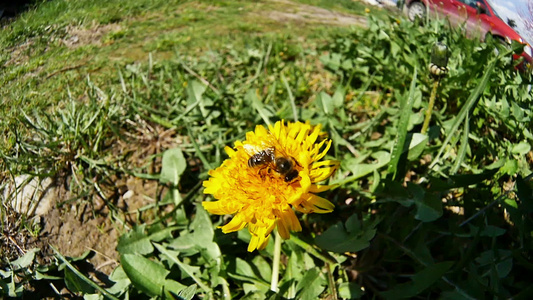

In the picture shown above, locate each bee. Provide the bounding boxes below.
[246,145,300,182]
[247,148,275,168]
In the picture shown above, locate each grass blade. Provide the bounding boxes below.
[186,125,212,170]
[51,246,120,300]
[247,89,272,126]
[387,67,418,180]
[281,74,298,122]
[450,112,469,175]
[429,59,496,169]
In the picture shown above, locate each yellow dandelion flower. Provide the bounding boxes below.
[202,120,339,252]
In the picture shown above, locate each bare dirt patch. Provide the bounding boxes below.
[263,0,366,27]
[40,176,159,275]
[0,176,154,272]
[1,119,181,278]
[5,40,34,66]
[62,22,123,48]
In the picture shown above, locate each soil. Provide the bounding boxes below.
[40,176,159,275]
[62,22,123,49]
[265,0,366,26]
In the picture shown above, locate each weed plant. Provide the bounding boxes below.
[1,5,533,300]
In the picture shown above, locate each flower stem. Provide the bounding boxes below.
[326,262,338,300]
[271,230,282,293]
[421,80,440,135]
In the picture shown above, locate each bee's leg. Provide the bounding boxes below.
[257,166,268,180]
[284,169,299,182]
[290,156,302,167]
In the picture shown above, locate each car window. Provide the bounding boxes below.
[458,0,479,9]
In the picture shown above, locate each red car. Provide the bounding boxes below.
[405,0,533,68]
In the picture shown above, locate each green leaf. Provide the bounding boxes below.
[229,257,270,291]
[235,257,256,278]
[341,58,353,70]
[190,204,220,260]
[414,193,443,222]
[251,256,272,282]
[511,141,531,155]
[319,53,341,71]
[475,250,513,278]
[162,279,187,298]
[451,112,469,175]
[3,271,19,298]
[84,294,104,300]
[316,92,334,115]
[315,214,377,253]
[295,268,326,300]
[189,209,211,236]
[430,58,497,169]
[121,253,170,297]
[413,242,435,266]
[177,284,198,300]
[153,243,211,293]
[480,225,506,237]
[34,271,63,280]
[160,148,186,186]
[169,234,197,253]
[246,89,273,126]
[407,133,428,161]
[332,88,345,108]
[500,159,518,175]
[117,226,154,255]
[380,182,442,222]
[510,101,526,121]
[0,269,11,279]
[388,68,417,179]
[409,183,443,222]
[429,170,498,191]
[281,73,299,122]
[11,248,39,270]
[186,79,206,107]
[106,266,131,296]
[64,267,96,294]
[235,256,272,282]
[281,251,300,299]
[148,226,180,242]
[377,179,414,207]
[342,151,390,182]
[380,262,454,299]
[338,282,364,299]
[496,257,513,279]
[504,198,518,209]
[51,246,119,300]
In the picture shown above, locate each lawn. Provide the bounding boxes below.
[1,0,532,299]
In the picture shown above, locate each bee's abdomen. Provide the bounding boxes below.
[248,148,274,167]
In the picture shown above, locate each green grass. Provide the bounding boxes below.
[2,0,533,299]
[0,0,365,152]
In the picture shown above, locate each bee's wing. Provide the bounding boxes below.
[242,135,278,157]
[242,144,261,156]
[265,135,291,158]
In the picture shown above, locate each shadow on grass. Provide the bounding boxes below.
[0,0,38,23]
